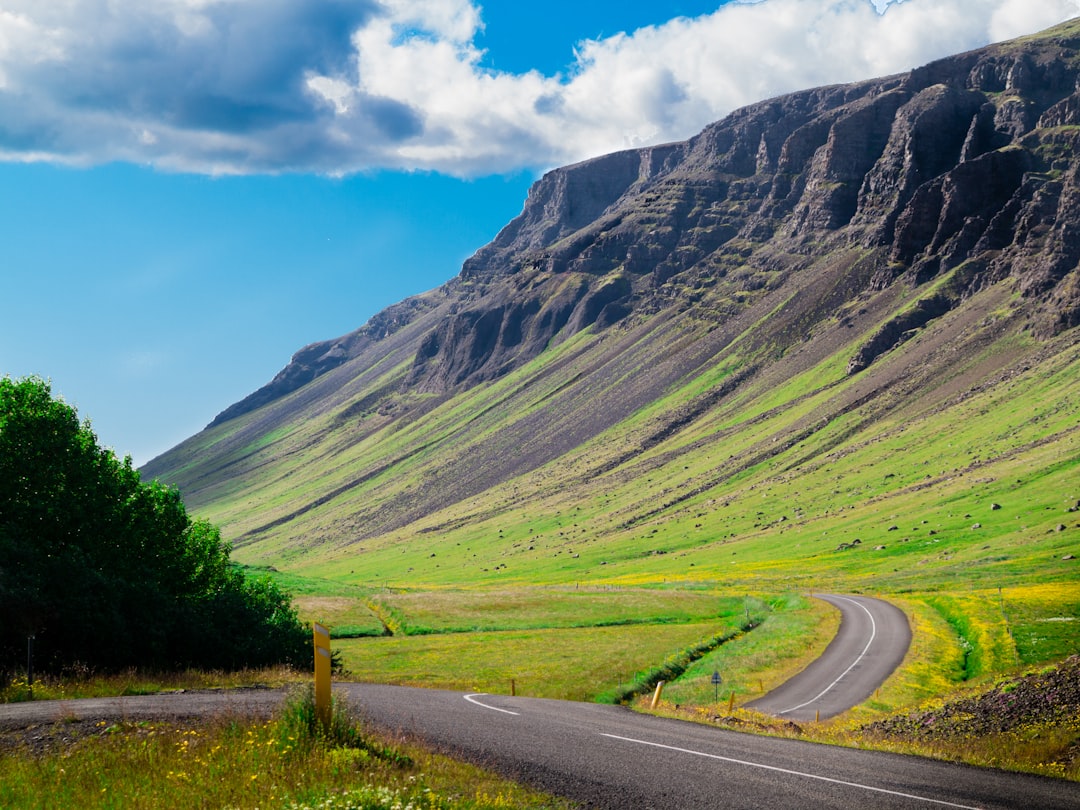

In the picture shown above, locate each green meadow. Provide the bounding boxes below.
[180,292,1076,747]
[141,248,1080,783]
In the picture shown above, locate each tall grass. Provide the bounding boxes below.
[656,593,837,708]
[0,687,571,810]
[597,606,765,704]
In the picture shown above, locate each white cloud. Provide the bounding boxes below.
[0,0,1077,175]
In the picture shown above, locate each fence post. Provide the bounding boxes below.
[27,635,34,700]
[313,623,332,730]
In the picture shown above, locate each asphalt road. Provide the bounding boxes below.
[340,683,1079,809]
[2,594,1076,808]
[745,593,912,721]
[5,685,1075,808]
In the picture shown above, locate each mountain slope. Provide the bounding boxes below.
[142,20,1080,591]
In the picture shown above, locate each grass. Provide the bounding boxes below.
[365,586,749,634]
[0,688,572,810]
[4,581,1077,789]
[836,655,1080,781]
[644,653,1080,782]
[1002,582,1080,664]
[314,590,843,705]
[654,593,837,707]
[335,620,746,702]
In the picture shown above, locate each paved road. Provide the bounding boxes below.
[3,595,1076,808]
[341,684,1079,810]
[4,685,1076,808]
[746,593,912,721]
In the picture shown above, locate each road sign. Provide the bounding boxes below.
[711,670,722,702]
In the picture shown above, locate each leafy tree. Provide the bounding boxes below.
[0,376,309,676]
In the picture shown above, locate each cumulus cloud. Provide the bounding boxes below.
[0,0,1077,175]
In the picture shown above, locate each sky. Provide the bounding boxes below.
[2,0,1079,467]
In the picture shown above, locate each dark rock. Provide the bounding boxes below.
[847,295,953,373]
[862,655,1080,740]
[192,19,1080,420]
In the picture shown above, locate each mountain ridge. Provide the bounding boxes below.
[193,19,1080,436]
[142,20,1080,587]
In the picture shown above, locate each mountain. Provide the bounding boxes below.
[142,21,1080,591]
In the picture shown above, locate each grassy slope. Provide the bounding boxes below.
[140,22,1080,749]
[153,268,1079,740]
[266,293,1077,599]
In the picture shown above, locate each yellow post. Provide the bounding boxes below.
[313,622,332,730]
[650,680,665,709]
[727,691,735,713]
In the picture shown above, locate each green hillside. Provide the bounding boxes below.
[142,21,1080,727]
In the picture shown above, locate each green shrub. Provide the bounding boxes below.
[0,375,309,680]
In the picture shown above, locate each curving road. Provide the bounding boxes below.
[341,684,1077,809]
[2,595,1077,807]
[746,593,912,721]
[6,684,1075,808]
[2,686,1071,810]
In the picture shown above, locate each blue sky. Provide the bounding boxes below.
[2,0,1077,466]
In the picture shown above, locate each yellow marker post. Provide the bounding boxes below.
[313,622,332,730]
[650,680,665,709]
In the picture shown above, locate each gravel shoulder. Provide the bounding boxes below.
[0,687,287,754]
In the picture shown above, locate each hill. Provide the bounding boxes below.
[142,20,1080,605]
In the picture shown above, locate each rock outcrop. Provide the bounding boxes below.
[205,19,1080,422]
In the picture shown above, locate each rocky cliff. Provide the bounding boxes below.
[202,20,1080,429]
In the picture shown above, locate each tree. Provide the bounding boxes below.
[0,376,309,675]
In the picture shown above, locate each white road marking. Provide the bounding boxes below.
[464,693,520,715]
[778,594,877,715]
[600,733,982,810]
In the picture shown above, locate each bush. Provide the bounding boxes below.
[0,375,309,677]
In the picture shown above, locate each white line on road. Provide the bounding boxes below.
[600,733,982,809]
[778,594,877,715]
[464,694,520,716]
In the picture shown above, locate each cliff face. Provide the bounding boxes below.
[442,27,1080,375]
[143,21,1080,557]
[215,19,1080,420]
